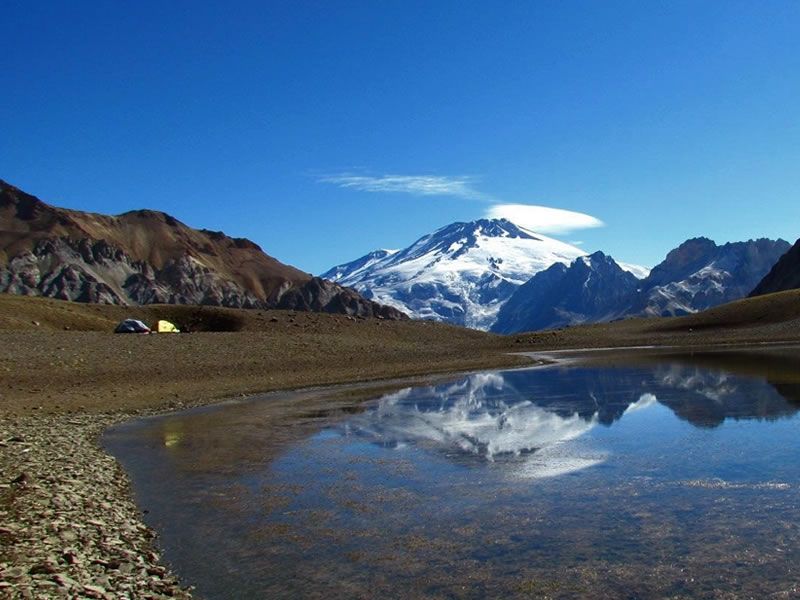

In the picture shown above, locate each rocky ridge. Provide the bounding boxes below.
[492,238,790,333]
[637,237,790,317]
[750,238,800,297]
[492,251,640,333]
[0,179,406,320]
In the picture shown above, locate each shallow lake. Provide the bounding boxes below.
[104,345,800,599]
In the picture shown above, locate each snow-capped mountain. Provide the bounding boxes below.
[320,249,399,284]
[492,251,641,333]
[321,219,588,329]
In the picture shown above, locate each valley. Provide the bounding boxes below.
[5,5,800,598]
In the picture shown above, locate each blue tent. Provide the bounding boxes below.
[114,319,151,334]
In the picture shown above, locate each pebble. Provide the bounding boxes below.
[0,414,193,598]
[82,583,107,597]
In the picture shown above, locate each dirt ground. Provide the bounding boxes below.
[2,291,800,416]
[0,296,522,416]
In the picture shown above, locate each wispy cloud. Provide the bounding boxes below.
[321,172,605,237]
[321,173,490,200]
[486,203,604,235]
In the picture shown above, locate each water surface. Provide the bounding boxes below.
[104,346,800,599]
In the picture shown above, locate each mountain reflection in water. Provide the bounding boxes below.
[338,361,800,475]
[340,373,604,477]
[102,346,800,600]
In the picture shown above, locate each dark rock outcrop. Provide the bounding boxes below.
[750,238,800,297]
[274,276,402,318]
[492,251,640,333]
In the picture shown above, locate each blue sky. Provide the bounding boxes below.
[3,1,799,273]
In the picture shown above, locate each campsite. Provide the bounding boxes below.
[113,319,180,334]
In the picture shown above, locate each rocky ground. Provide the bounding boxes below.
[2,292,800,597]
[0,305,527,599]
[0,413,192,599]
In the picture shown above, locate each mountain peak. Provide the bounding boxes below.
[492,251,639,333]
[117,209,184,228]
[434,218,541,241]
[321,218,585,329]
[579,250,613,265]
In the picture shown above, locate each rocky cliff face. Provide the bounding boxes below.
[0,179,406,319]
[491,252,641,333]
[750,238,800,297]
[637,237,791,316]
[491,238,790,333]
[1,237,266,307]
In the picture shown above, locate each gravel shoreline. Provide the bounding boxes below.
[0,316,533,599]
[0,367,533,600]
[0,411,194,599]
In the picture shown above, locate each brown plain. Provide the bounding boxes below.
[3,289,800,416]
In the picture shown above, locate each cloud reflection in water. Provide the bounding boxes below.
[337,360,800,478]
[340,372,614,478]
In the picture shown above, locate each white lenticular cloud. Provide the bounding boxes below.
[321,174,490,200]
[486,203,604,234]
[321,174,604,235]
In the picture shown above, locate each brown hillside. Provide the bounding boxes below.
[509,288,800,350]
[0,180,405,318]
[0,179,308,299]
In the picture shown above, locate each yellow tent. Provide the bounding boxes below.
[157,320,180,333]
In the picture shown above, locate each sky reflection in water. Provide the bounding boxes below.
[104,347,800,599]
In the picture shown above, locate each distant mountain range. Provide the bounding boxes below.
[0,180,406,319]
[324,219,790,333]
[5,178,792,332]
[492,238,790,333]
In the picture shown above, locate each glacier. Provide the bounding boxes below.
[322,218,589,330]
